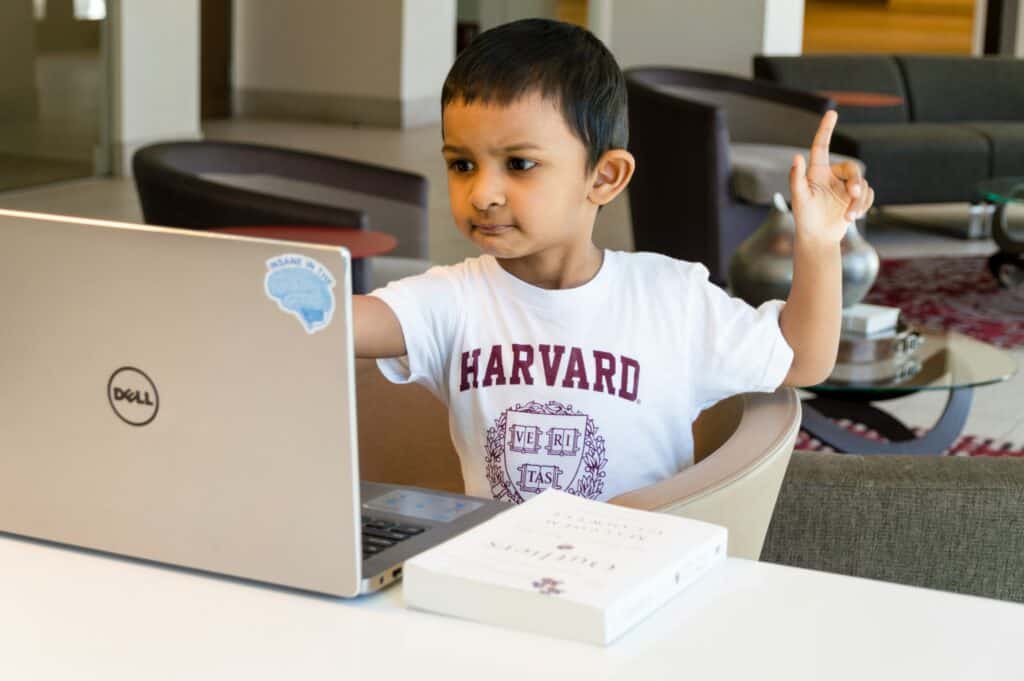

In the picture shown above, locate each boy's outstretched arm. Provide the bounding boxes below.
[781,110,875,387]
[352,295,407,358]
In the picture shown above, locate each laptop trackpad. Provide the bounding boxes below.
[364,489,484,524]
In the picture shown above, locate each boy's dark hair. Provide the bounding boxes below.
[442,18,628,173]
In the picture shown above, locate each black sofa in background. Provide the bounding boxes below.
[754,55,1024,206]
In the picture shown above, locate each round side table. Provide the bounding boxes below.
[801,329,1017,455]
[206,225,398,294]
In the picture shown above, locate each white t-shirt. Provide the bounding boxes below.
[369,250,793,504]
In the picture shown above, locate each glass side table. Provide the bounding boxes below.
[801,329,1017,455]
[977,176,1024,288]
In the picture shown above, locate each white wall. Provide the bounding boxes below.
[234,0,453,127]
[233,0,403,99]
[401,0,456,104]
[588,0,613,44]
[109,0,201,174]
[972,0,988,54]
[476,0,558,31]
[763,0,805,56]
[605,0,803,76]
[1017,0,1024,55]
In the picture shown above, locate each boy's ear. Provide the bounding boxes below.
[587,149,635,207]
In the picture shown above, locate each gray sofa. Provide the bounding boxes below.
[753,55,1024,206]
[763,451,1024,603]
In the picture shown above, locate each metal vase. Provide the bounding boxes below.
[728,193,879,308]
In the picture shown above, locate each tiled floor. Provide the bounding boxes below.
[2,116,1022,448]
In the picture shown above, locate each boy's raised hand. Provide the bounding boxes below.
[789,110,874,244]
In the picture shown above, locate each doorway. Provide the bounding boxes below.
[0,0,110,193]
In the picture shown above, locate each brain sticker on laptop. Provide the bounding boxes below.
[265,254,336,334]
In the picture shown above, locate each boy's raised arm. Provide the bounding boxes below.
[352,295,407,358]
[782,111,875,387]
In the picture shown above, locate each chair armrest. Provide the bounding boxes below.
[629,66,831,112]
[610,387,800,559]
[627,66,833,147]
[763,451,1024,602]
[625,74,729,277]
[133,154,367,230]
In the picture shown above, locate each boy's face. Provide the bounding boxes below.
[441,92,598,262]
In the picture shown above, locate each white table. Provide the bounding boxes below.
[3,532,1022,680]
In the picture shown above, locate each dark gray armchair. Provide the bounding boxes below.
[132,140,431,293]
[625,67,839,283]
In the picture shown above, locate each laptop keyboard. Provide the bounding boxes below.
[361,516,425,557]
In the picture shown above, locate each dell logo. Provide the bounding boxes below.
[108,367,159,426]
[112,388,155,406]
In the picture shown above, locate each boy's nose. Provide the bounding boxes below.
[469,173,506,211]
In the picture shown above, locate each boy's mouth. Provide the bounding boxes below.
[472,223,515,235]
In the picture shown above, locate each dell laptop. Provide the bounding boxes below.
[0,208,506,597]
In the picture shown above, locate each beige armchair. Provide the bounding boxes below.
[356,358,800,560]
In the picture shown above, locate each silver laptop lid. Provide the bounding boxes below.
[0,209,363,596]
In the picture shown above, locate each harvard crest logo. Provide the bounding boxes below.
[485,401,608,504]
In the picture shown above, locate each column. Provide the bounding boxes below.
[108,0,202,174]
[233,0,455,128]
[597,0,804,76]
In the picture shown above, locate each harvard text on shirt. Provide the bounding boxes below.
[459,344,640,402]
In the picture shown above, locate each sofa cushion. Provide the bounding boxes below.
[753,55,909,124]
[897,56,1024,123]
[963,122,1024,177]
[763,451,1024,603]
[832,123,991,204]
[729,143,865,204]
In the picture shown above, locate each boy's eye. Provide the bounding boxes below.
[507,158,537,172]
[447,159,474,173]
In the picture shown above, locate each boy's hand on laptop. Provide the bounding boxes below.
[789,110,874,246]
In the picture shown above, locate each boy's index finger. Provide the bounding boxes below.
[808,110,838,167]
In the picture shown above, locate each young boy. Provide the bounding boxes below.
[352,19,873,504]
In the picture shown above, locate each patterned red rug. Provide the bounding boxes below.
[798,255,1024,456]
[862,255,1024,349]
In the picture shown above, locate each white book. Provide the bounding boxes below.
[402,490,727,646]
[841,303,901,335]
